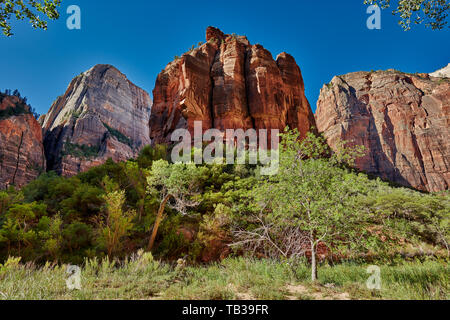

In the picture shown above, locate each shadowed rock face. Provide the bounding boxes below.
[316,70,450,192]
[42,64,151,176]
[149,26,316,144]
[0,95,45,189]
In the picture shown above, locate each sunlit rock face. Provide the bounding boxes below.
[430,63,450,78]
[316,70,450,192]
[42,64,151,176]
[0,95,46,189]
[149,26,316,145]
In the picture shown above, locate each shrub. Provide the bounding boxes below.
[103,122,133,148]
[63,141,99,159]
[0,101,31,120]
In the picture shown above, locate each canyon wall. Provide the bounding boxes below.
[0,94,45,189]
[316,70,449,192]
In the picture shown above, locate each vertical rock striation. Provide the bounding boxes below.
[316,70,449,192]
[0,94,45,189]
[42,64,152,176]
[149,27,316,144]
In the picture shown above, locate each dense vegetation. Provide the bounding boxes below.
[0,130,448,284]
[103,122,133,148]
[63,141,99,159]
[0,89,40,120]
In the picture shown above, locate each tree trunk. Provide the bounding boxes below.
[310,241,318,282]
[147,194,171,252]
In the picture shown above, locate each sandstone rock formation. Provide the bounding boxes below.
[0,94,46,189]
[42,64,151,176]
[149,27,316,144]
[316,70,449,192]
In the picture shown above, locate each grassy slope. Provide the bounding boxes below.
[0,256,447,300]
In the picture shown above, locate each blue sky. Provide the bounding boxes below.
[0,0,449,116]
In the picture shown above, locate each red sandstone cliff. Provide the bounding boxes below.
[0,94,46,189]
[316,70,449,192]
[149,27,316,144]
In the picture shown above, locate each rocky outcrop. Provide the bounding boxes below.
[42,64,151,176]
[149,27,315,144]
[430,63,450,78]
[0,94,45,189]
[316,70,450,192]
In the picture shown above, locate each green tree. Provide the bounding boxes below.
[364,0,449,30]
[243,130,376,281]
[360,187,450,257]
[0,0,61,37]
[97,188,135,257]
[37,213,63,261]
[146,160,206,251]
[0,202,46,256]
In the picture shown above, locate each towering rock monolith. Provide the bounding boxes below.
[42,64,152,176]
[149,27,316,144]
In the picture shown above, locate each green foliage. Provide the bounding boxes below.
[246,130,376,280]
[147,160,208,214]
[359,188,450,256]
[97,187,135,257]
[137,144,168,168]
[63,141,99,159]
[0,130,448,271]
[0,101,31,120]
[0,201,47,258]
[0,0,61,37]
[103,122,133,148]
[364,0,449,30]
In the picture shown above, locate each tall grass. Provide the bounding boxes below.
[0,256,447,300]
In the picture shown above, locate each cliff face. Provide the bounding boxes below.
[316,70,450,192]
[42,64,152,176]
[149,27,316,144]
[0,95,45,189]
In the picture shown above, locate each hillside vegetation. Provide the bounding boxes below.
[0,129,448,297]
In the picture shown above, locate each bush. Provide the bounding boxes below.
[0,101,31,120]
[103,122,133,148]
[63,141,99,159]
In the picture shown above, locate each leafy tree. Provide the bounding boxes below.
[122,161,148,221]
[0,0,61,37]
[137,144,168,169]
[364,0,449,30]
[0,202,46,256]
[62,221,93,254]
[239,130,377,281]
[37,213,63,261]
[146,160,207,251]
[97,187,135,257]
[359,187,450,256]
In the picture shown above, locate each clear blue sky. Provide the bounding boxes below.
[0,0,449,116]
